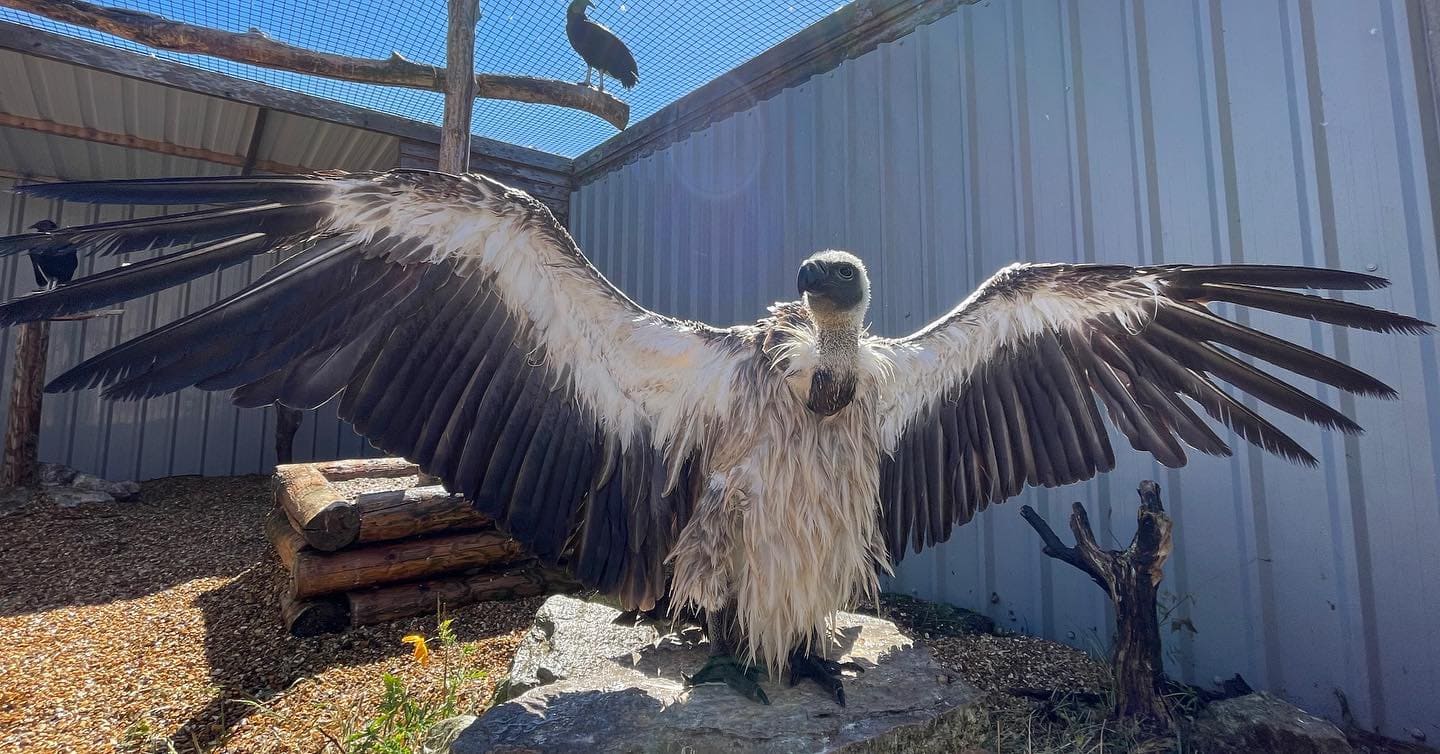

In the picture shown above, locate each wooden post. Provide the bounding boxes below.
[1020,481,1174,727]
[417,0,481,491]
[1,321,50,488]
[438,0,480,174]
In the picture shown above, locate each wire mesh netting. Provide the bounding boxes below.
[0,1,843,157]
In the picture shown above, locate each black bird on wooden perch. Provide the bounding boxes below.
[12,220,80,290]
[567,0,638,93]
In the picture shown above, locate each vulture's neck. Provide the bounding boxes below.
[803,301,864,416]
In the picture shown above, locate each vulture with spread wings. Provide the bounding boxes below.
[0,171,1428,706]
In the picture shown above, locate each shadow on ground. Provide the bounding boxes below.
[165,540,540,753]
[0,472,539,753]
[0,475,273,615]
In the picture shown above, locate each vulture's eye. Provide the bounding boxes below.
[836,266,855,280]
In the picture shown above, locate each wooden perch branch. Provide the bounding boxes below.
[1020,480,1175,727]
[3,0,629,130]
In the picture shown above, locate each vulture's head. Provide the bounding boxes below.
[568,0,594,17]
[798,250,869,328]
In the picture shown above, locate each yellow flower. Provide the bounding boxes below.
[401,634,431,666]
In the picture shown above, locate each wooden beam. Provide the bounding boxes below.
[0,22,575,173]
[439,0,479,173]
[0,112,309,174]
[240,107,270,175]
[1,0,628,130]
[573,0,975,180]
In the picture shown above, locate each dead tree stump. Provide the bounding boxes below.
[1020,480,1174,726]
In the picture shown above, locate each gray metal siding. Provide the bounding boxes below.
[0,53,404,480]
[570,0,1440,737]
[0,172,386,480]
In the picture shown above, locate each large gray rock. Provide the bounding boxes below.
[1185,692,1352,753]
[31,462,141,504]
[37,462,80,487]
[428,595,980,754]
[44,488,116,508]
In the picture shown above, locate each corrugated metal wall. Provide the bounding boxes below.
[0,56,401,480]
[0,169,386,480]
[570,0,1440,737]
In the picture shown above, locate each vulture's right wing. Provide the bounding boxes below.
[0,171,747,609]
[869,262,1431,562]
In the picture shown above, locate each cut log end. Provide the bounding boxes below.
[273,463,359,551]
[300,499,362,552]
[281,593,350,637]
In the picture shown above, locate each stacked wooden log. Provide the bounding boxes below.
[268,457,568,636]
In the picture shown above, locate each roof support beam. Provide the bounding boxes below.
[0,0,628,129]
[240,107,270,176]
[0,112,308,174]
[0,23,574,173]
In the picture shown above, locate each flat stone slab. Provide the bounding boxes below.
[427,595,980,754]
[1184,692,1353,753]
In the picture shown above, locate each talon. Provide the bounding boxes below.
[685,653,770,705]
[787,649,855,707]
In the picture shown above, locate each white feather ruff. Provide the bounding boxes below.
[670,328,896,673]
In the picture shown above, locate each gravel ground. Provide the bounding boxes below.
[1,472,1130,754]
[0,475,539,754]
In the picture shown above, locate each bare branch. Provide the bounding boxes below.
[1019,504,1109,591]
[2,0,629,130]
[1068,501,1116,592]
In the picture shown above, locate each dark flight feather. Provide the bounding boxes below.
[878,262,1432,562]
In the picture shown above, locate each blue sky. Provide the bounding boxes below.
[0,0,843,157]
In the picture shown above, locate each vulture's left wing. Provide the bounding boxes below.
[870,262,1430,561]
[0,171,747,609]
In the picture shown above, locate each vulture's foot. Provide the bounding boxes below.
[683,654,770,705]
[786,650,864,707]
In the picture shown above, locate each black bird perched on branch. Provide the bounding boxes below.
[0,170,1428,708]
[567,0,637,93]
[10,220,80,290]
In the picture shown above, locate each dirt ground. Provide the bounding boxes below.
[0,473,1137,754]
[0,475,540,754]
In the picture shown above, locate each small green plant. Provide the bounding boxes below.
[343,612,488,754]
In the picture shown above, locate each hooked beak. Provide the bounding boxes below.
[797,261,825,295]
